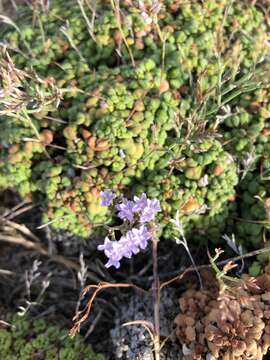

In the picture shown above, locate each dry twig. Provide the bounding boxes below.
[160,246,270,289]
[0,233,100,282]
[70,282,148,337]
[0,268,15,276]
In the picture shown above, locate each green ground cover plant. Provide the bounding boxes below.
[0,315,104,360]
[0,0,269,253]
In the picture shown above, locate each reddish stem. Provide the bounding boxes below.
[152,236,160,360]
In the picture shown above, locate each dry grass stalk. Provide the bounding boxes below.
[70,282,148,337]
[0,216,100,282]
[0,48,62,117]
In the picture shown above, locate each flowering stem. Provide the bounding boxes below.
[152,235,160,360]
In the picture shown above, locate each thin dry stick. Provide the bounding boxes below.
[0,319,14,328]
[22,109,51,159]
[110,0,135,67]
[76,0,96,41]
[122,320,155,343]
[0,269,15,276]
[0,15,32,54]
[84,310,103,339]
[22,138,67,151]
[60,25,87,63]
[1,200,30,218]
[0,234,100,282]
[160,246,270,290]
[70,282,148,336]
[3,204,35,220]
[160,268,189,290]
[152,236,160,360]
[1,218,41,243]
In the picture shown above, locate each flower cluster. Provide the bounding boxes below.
[97,226,152,268]
[115,193,161,224]
[100,190,116,206]
[98,192,161,268]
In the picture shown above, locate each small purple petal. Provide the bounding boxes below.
[131,226,152,249]
[100,189,116,206]
[116,199,135,222]
[98,237,123,269]
[105,258,121,269]
[133,193,148,213]
[97,237,114,257]
[120,232,140,256]
[140,198,161,223]
[120,226,152,255]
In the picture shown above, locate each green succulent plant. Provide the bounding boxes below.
[134,138,238,239]
[0,315,105,360]
[0,0,269,246]
[232,172,270,247]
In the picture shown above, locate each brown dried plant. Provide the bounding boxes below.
[0,48,62,117]
[175,265,270,360]
[69,282,148,337]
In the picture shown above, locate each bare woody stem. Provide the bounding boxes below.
[152,235,160,360]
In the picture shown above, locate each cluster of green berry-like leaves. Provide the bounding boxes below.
[0,315,105,360]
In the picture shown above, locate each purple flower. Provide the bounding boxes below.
[105,255,121,269]
[98,226,152,269]
[119,226,152,257]
[98,237,123,269]
[132,225,152,249]
[133,193,148,212]
[116,199,135,222]
[140,198,161,223]
[97,237,114,257]
[134,225,152,249]
[100,189,116,206]
[98,193,161,269]
[132,193,161,223]
[119,234,138,257]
